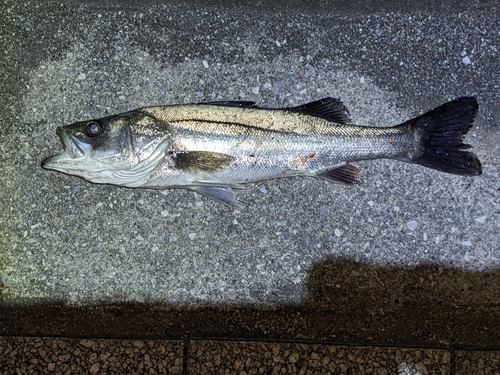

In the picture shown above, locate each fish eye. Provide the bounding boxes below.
[86,121,103,137]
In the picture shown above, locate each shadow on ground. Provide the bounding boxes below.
[1,258,499,348]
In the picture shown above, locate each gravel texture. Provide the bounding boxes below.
[0,337,184,374]
[188,340,450,375]
[455,350,500,375]
[1,336,499,374]
[1,0,499,308]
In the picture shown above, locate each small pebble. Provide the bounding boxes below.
[474,216,487,223]
[89,363,100,374]
[407,220,418,231]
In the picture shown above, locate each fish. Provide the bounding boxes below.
[41,97,482,209]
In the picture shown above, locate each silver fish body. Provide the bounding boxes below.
[42,97,481,208]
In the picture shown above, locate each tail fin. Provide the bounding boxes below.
[407,97,482,176]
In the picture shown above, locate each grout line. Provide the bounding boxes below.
[183,339,190,375]
[450,347,456,375]
[2,334,499,351]
[185,336,454,351]
[3,334,500,351]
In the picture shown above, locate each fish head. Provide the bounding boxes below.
[41,111,170,186]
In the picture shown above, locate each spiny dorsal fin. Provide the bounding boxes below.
[171,151,235,172]
[289,97,351,124]
[200,101,257,108]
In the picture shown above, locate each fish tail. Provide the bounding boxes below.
[405,97,482,176]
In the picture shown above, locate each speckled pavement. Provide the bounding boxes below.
[1,0,500,373]
[2,337,500,374]
[0,337,184,374]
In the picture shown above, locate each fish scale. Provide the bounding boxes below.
[160,112,413,175]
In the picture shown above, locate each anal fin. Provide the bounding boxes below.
[190,186,243,209]
[317,164,361,185]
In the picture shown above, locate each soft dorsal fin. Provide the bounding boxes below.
[289,97,351,124]
[200,101,257,108]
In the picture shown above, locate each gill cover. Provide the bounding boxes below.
[42,111,170,187]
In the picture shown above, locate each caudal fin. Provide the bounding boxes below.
[407,97,482,176]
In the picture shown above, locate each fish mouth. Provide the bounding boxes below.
[41,127,89,171]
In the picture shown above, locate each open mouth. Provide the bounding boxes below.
[41,127,87,170]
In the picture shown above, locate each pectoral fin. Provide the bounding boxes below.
[317,164,362,185]
[171,151,235,172]
[190,186,243,209]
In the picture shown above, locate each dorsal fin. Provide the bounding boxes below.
[288,97,351,124]
[200,101,257,108]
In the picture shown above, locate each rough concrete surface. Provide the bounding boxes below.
[455,350,500,375]
[188,340,450,374]
[4,336,499,374]
[0,0,499,366]
[0,336,184,374]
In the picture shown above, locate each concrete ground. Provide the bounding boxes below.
[1,0,499,373]
[1,337,500,374]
